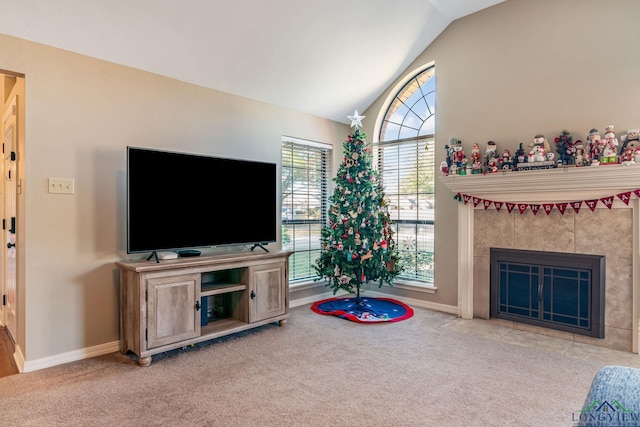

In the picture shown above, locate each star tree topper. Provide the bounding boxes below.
[347,110,365,129]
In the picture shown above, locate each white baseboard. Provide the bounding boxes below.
[22,340,120,373]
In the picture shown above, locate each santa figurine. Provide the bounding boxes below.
[440,160,449,176]
[470,143,481,164]
[484,140,498,171]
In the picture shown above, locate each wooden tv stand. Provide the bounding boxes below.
[117,250,292,366]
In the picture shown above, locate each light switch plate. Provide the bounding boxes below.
[48,177,74,194]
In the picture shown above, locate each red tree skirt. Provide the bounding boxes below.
[311,297,414,323]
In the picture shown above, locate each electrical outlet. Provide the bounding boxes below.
[48,177,74,194]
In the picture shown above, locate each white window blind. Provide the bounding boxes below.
[281,138,332,282]
[374,136,435,283]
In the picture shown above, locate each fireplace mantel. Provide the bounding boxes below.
[440,164,640,201]
[440,164,640,354]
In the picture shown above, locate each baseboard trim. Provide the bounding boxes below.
[22,340,120,373]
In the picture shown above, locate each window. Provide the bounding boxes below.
[374,65,435,284]
[281,137,332,283]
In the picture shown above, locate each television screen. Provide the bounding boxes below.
[127,147,277,254]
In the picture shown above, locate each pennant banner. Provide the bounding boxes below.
[617,192,631,205]
[585,199,599,211]
[570,201,582,213]
[453,189,640,215]
[556,202,568,215]
[600,196,614,209]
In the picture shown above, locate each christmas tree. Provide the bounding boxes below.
[315,111,401,302]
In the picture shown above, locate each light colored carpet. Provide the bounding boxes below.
[0,304,636,426]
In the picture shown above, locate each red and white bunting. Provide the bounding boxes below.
[454,189,640,215]
[570,201,582,213]
[556,202,568,215]
[585,199,599,211]
[616,192,631,205]
[600,196,614,209]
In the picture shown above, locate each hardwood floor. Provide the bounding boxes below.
[0,327,19,377]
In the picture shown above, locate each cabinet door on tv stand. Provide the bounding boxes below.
[146,273,201,349]
[249,262,287,323]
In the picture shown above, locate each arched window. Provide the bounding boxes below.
[379,66,435,141]
[374,65,435,285]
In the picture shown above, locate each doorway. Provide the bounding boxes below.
[1,71,23,361]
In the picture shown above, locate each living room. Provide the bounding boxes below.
[1,0,640,383]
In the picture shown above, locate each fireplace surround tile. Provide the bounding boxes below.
[474,210,514,257]
[514,210,575,253]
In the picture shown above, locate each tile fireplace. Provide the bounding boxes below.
[441,165,640,353]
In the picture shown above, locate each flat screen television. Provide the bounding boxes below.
[127,147,277,256]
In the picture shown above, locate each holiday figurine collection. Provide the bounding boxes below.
[441,125,640,176]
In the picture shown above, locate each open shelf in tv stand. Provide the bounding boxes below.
[117,250,292,366]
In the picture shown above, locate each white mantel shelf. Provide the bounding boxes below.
[440,164,640,201]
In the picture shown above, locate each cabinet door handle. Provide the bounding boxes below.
[250,290,256,299]
[195,300,201,311]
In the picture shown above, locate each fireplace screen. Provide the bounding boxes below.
[490,248,605,338]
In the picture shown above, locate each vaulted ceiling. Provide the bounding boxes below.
[0,0,504,124]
